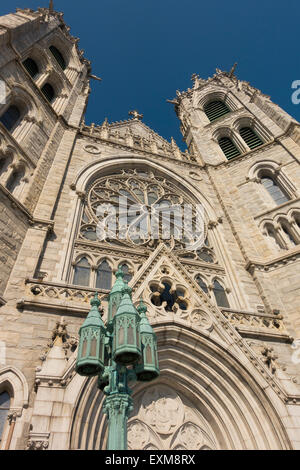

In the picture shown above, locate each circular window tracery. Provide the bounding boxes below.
[79,169,207,251]
[150,281,188,312]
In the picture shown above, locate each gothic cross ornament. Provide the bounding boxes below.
[129,110,143,120]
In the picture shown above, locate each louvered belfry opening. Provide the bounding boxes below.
[239,127,263,149]
[49,46,66,70]
[204,100,230,122]
[41,83,55,103]
[22,58,39,78]
[218,137,241,160]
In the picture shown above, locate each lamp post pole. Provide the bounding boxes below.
[76,267,159,450]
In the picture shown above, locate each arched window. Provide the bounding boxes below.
[22,58,39,79]
[120,264,132,283]
[294,214,300,230]
[41,83,55,103]
[49,46,66,70]
[204,101,230,122]
[266,225,283,250]
[197,250,214,263]
[6,167,25,195]
[96,260,112,290]
[239,127,263,149]
[281,223,298,246]
[261,176,290,206]
[0,155,12,178]
[218,137,241,160]
[0,391,10,445]
[213,280,230,308]
[0,105,21,131]
[82,227,97,241]
[195,275,208,294]
[73,257,91,287]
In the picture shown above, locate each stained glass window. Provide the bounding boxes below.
[0,391,10,444]
[213,280,230,308]
[120,264,132,283]
[195,275,208,294]
[73,257,91,287]
[96,260,112,290]
[80,169,205,251]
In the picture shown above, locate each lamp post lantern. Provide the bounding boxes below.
[76,266,159,450]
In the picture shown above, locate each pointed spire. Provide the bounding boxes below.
[49,0,54,13]
[80,292,104,330]
[107,266,127,324]
[102,117,108,128]
[170,137,176,147]
[52,317,67,346]
[110,265,126,295]
[137,299,153,334]
[229,62,238,78]
[115,283,138,317]
[137,298,147,315]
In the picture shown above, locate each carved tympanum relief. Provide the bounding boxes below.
[128,384,217,450]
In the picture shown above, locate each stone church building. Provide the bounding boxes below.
[0,5,300,451]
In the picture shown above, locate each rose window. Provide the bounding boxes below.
[79,169,207,251]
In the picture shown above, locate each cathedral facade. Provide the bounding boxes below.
[0,6,300,450]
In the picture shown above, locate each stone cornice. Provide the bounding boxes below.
[0,184,54,231]
[246,248,300,273]
[211,140,279,169]
[74,239,149,258]
[77,131,202,169]
[253,198,300,221]
[0,123,37,169]
[0,184,32,222]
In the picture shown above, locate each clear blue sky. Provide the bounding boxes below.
[1,0,300,149]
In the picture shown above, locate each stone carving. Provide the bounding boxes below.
[26,281,100,305]
[84,144,101,154]
[190,309,213,330]
[141,386,184,435]
[177,423,204,449]
[261,346,278,374]
[127,421,149,449]
[26,432,50,450]
[222,309,287,334]
[129,110,143,120]
[171,422,215,450]
[144,443,159,450]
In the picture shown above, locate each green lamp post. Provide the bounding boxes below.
[75,266,160,450]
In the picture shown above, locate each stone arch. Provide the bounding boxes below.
[0,366,29,412]
[232,115,271,143]
[69,322,291,450]
[45,29,82,71]
[195,87,239,112]
[8,84,42,123]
